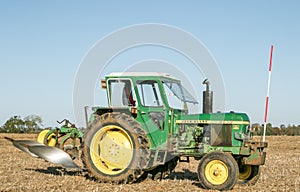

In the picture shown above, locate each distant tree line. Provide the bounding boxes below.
[1,115,300,136]
[251,123,300,136]
[0,115,44,133]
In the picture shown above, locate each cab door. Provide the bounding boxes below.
[135,80,169,148]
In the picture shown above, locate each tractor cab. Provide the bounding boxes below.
[95,72,200,148]
[104,72,198,111]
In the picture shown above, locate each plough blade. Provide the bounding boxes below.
[5,137,42,157]
[29,145,81,169]
[5,137,81,169]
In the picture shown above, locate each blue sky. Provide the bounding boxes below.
[0,1,299,127]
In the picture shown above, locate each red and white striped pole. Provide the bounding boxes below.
[262,45,274,142]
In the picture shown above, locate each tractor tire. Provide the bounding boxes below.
[82,113,150,184]
[37,130,56,147]
[146,157,178,180]
[197,152,239,191]
[237,165,261,185]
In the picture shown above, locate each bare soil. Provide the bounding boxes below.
[0,134,299,192]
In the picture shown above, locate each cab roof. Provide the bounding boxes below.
[106,72,180,81]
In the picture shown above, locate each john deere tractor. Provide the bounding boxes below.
[80,72,267,190]
[7,72,267,191]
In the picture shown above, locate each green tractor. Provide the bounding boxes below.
[80,72,267,190]
[7,72,267,191]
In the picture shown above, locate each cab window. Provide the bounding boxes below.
[136,80,163,107]
[108,79,136,107]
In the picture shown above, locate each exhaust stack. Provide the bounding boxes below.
[202,79,213,114]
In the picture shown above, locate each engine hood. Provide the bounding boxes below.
[176,112,250,125]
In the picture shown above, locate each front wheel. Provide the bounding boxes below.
[238,165,261,185]
[197,152,239,191]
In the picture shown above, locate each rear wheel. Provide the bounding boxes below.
[37,130,56,146]
[82,113,150,184]
[198,152,239,190]
[238,164,261,185]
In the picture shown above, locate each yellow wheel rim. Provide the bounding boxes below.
[239,165,252,180]
[205,160,229,185]
[37,130,56,146]
[90,125,133,175]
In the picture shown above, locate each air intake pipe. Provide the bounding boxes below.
[202,79,213,114]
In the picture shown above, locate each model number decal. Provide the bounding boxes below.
[175,120,250,125]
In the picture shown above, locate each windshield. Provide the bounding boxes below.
[163,81,198,104]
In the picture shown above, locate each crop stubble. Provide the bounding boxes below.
[0,134,299,192]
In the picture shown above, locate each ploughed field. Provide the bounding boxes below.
[0,134,299,192]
